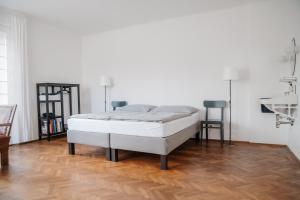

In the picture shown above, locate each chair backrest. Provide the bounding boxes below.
[0,105,17,137]
[203,101,226,121]
[203,101,226,108]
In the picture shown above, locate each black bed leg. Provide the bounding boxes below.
[195,131,200,142]
[111,149,118,162]
[160,155,168,170]
[105,148,111,161]
[68,143,75,155]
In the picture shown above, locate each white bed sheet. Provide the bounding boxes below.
[67,112,200,138]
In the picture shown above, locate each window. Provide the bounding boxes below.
[0,31,7,104]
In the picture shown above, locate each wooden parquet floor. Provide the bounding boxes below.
[0,138,300,200]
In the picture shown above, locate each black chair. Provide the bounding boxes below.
[200,101,226,146]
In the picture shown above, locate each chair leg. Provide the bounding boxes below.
[221,124,225,144]
[1,150,9,166]
[206,125,209,145]
[200,123,203,145]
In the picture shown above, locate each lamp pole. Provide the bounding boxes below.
[100,76,111,113]
[104,85,107,112]
[229,80,232,145]
[223,67,239,145]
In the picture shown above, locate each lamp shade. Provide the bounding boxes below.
[223,67,239,81]
[100,76,111,86]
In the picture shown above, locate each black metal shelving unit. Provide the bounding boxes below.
[36,83,80,141]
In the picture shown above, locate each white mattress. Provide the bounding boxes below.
[68,112,200,138]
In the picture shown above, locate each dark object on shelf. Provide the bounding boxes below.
[42,112,55,118]
[261,104,274,113]
[36,83,80,141]
[198,100,226,146]
[111,101,127,110]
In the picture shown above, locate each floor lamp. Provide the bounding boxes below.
[223,68,239,145]
[100,76,111,112]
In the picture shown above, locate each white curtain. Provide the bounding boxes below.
[7,14,32,144]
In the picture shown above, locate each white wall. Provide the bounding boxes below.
[289,78,300,159]
[287,2,300,160]
[82,0,300,145]
[27,16,82,141]
[246,0,299,144]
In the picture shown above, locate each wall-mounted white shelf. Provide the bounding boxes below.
[260,38,299,128]
[260,94,298,128]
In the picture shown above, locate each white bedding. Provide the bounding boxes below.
[67,112,200,138]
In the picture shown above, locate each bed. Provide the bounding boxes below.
[66,129,111,160]
[67,105,200,170]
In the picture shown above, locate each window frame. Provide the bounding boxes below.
[0,24,8,105]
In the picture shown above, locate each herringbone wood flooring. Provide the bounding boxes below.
[0,138,300,200]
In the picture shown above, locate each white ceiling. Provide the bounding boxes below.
[0,0,259,34]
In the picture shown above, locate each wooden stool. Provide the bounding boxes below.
[0,135,10,166]
[0,105,17,167]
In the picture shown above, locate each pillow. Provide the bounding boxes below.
[118,104,156,112]
[151,105,199,114]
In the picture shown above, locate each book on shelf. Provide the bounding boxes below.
[60,121,63,132]
[41,119,48,134]
[56,119,60,132]
[54,120,56,134]
[41,117,64,135]
[49,120,53,134]
[56,118,63,133]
